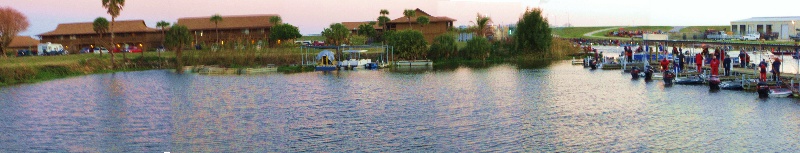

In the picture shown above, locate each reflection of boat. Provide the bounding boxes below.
[675,75,705,85]
[315,50,337,71]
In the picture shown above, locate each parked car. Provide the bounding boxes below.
[125,46,142,53]
[16,49,33,57]
[741,33,760,41]
[93,47,110,54]
[156,46,165,52]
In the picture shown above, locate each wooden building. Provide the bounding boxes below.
[38,20,163,53]
[342,21,384,35]
[177,14,279,47]
[386,8,456,43]
[7,36,40,51]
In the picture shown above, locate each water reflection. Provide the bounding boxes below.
[1,61,800,152]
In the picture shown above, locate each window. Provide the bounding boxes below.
[243,29,250,34]
[59,36,64,40]
[70,35,76,40]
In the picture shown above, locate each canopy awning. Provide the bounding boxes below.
[316,50,336,61]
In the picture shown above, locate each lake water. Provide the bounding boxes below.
[2,61,800,152]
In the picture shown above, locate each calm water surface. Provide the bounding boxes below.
[1,61,800,152]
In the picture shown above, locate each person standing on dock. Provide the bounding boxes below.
[723,54,731,76]
[626,46,633,62]
[772,58,781,81]
[660,58,670,72]
[738,50,746,68]
[678,52,685,73]
[710,57,720,76]
[759,59,768,82]
[695,53,704,73]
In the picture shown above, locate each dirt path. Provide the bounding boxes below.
[583,27,622,37]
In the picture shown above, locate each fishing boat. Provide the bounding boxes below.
[674,75,705,85]
[338,50,372,70]
[630,67,640,79]
[769,88,793,97]
[719,81,744,90]
[771,50,794,55]
[708,75,721,90]
[663,71,675,85]
[315,50,337,71]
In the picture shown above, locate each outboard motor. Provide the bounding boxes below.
[589,59,597,70]
[708,75,721,90]
[631,67,640,79]
[644,66,654,81]
[757,81,769,98]
[664,70,675,85]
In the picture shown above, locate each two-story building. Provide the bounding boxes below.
[177,14,279,47]
[342,21,384,35]
[38,20,162,53]
[386,8,456,43]
[7,36,40,51]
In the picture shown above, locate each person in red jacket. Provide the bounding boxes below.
[759,59,768,82]
[660,58,670,72]
[710,57,720,76]
[695,53,704,73]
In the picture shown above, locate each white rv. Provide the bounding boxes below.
[37,42,67,56]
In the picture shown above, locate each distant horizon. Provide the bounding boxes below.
[4,0,800,37]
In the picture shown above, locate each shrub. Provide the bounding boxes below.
[428,34,457,60]
[386,30,427,60]
[514,8,552,54]
[462,37,491,60]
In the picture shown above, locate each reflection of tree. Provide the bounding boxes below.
[97,73,130,152]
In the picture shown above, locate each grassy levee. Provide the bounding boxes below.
[551,27,613,38]
[591,26,673,37]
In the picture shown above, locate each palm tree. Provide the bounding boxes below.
[269,16,282,25]
[416,16,429,33]
[92,17,109,57]
[475,14,492,37]
[210,14,222,46]
[403,9,415,30]
[156,20,170,65]
[102,0,125,67]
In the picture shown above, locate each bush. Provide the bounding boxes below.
[386,30,427,60]
[428,34,457,60]
[514,8,552,54]
[462,37,491,60]
[349,35,368,46]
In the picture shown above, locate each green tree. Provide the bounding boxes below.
[102,0,125,66]
[92,17,109,57]
[156,20,170,62]
[416,16,429,33]
[386,30,427,60]
[378,9,390,30]
[269,23,302,46]
[514,8,551,54]
[357,23,377,38]
[322,23,349,46]
[269,16,282,25]
[475,14,491,37]
[428,34,457,60]
[165,25,193,73]
[462,37,491,60]
[403,9,416,30]
[0,7,29,58]
[210,14,222,45]
[349,35,367,46]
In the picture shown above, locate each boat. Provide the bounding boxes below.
[663,71,675,85]
[338,50,372,70]
[315,50,337,71]
[771,50,794,55]
[364,62,379,69]
[644,66,654,81]
[719,81,744,90]
[769,88,793,97]
[674,75,705,85]
[757,82,770,98]
[630,66,640,79]
[708,75,721,90]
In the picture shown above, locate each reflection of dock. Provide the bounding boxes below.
[395,60,432,67]
[187,65,278,75]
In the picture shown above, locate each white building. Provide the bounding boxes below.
[730,16,800,40]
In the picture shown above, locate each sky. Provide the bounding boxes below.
[3,0,800,37]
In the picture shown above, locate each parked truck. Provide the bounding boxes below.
[37,42,67,56]
[705,30,739,40]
